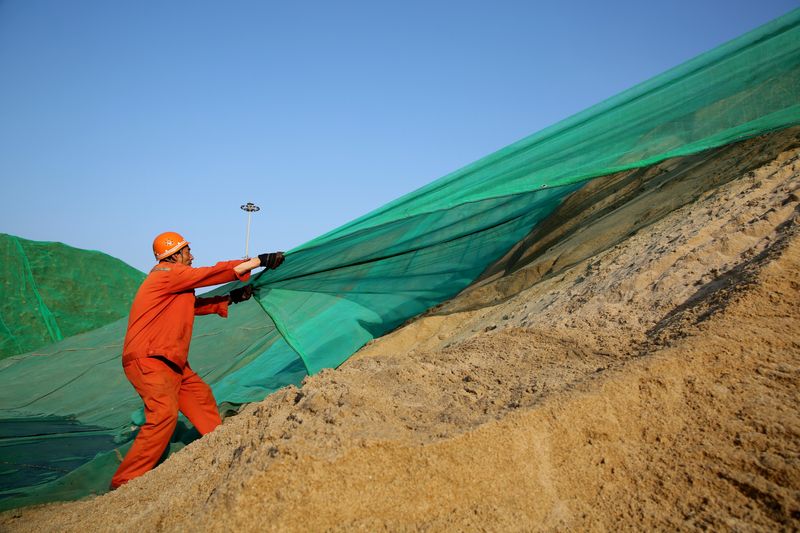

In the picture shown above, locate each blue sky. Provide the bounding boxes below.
[1,1,797,272]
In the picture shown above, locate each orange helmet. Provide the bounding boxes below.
[152,231,189,260]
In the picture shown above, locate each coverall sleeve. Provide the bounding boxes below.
[194,295,230,317]
[167,260,251,294]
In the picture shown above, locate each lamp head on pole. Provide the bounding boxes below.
[241,202,260,213]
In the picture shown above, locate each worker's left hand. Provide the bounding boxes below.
[229,284,254,304]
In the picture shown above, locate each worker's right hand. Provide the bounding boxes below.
[229,284,253,304]
[258,252,285,270]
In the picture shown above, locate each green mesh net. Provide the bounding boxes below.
[1,8,799,510]
[0,234,145,360]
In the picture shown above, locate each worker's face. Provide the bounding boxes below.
[175,246,193,266]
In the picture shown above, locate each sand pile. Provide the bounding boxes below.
[2,128,799,531]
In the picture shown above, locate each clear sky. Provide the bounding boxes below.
[1,1,797,273]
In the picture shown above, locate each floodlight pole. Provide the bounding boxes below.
[240,202,260,258]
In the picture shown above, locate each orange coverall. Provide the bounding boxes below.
[110,260,250,489]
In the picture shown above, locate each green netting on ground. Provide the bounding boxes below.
[1,8,799,511]
[0,300,305,507]
[0,234,145,360]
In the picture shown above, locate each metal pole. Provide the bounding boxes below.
[240,202,261,259]
[245,211,252,258]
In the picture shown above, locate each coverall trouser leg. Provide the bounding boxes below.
[110,357,222,489]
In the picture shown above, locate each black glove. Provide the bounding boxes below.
[229,284,253,304]
[258,252,285,270]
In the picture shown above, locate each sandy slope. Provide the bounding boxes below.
[2,128,799,531]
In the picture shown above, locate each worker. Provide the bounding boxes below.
[110,231,285,489]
